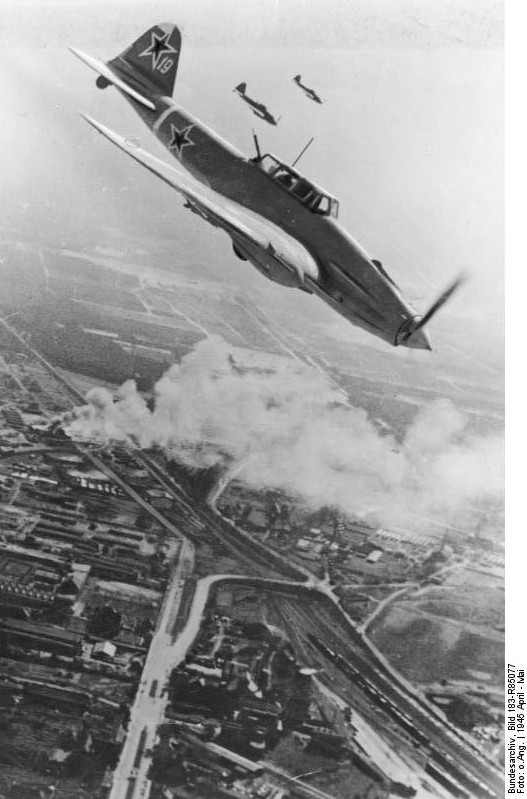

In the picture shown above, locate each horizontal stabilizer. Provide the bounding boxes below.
[70,47,156,110]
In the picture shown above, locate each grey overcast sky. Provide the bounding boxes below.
[0,0,503,363]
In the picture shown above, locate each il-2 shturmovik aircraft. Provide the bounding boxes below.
[293,74,323,104]
[71,24,464,351]
[233,82,279,126]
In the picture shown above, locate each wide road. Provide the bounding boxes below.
[109,538,195,799]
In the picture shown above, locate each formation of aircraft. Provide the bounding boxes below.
[70,23,464,352]
[233,74,322,126]
[293,74,323,104]
[233,82,279,126]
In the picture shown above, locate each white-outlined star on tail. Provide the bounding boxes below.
[139,30,177,71]
[168,124,195,155]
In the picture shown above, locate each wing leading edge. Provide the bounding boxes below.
[80,114,319,287]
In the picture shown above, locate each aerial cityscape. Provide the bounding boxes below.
[0,2,504,799]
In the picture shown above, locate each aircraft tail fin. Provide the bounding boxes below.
[293,74,301,82]
[109,24,181,97]
[235,82,247,94]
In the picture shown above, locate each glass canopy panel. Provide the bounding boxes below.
[255,154,339,218]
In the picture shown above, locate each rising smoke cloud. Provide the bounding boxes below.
[64,336,503,532]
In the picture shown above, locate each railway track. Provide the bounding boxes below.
[274,599,502,799]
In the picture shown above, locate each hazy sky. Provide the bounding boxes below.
[0,0,503,361]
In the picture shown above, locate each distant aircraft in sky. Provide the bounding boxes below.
[233,82,279,126]
[293,74,322,104]
[70,24,464,351]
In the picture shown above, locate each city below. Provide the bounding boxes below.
[0,241,504,799]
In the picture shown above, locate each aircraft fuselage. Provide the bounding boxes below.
[301,86,322,103]
[129,94,427,349]
[235,91,278,125]
[293,76,322,103]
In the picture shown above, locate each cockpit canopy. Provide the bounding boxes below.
[254,153,339,218]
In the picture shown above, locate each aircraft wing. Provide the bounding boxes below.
[81,115,319,284]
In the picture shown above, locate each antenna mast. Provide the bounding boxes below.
[252,129,262,161]
[292,136,314,168]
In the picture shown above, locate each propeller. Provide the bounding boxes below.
[412,272,467,334]
[398,272,468,349]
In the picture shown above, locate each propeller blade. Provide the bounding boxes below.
[412,273,467,334]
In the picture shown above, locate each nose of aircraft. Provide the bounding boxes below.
[405,328,432,351]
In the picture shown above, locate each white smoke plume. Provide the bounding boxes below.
[64,336,503,532]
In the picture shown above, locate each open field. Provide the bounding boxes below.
[369,567,504,686]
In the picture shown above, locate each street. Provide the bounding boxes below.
[109,538,196,799]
